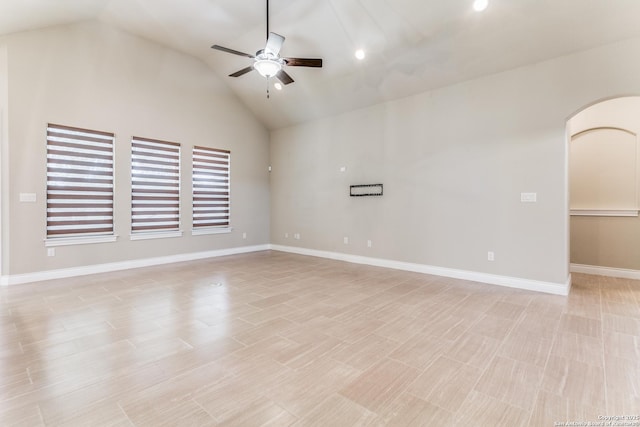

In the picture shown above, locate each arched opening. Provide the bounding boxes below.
[567,96,640,278]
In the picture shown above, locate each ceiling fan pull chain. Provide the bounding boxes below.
[267,77,270,99]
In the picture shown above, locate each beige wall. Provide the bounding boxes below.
[270,37,640,286]
[0,45,7,276]
[569,97,640,269]
[570,127,637,210]
[5,21,640,283]
[1,22,270,275]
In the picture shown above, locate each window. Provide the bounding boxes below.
[131,136,181,235]
[46,123,115,240]
[192,146,230,231]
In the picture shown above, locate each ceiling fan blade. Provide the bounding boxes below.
[229,66,255,78]
[275,70,294,85]
[264,32,285,57]
[284,57,323,67]
[211,45,254,59]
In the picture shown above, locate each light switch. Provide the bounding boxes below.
[19,193,36,202]
[521,192,537,203]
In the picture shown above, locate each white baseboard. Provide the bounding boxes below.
[0,243,572,295]
[0,244,270,286]
[571,263,640,280]
[271,245,570,296]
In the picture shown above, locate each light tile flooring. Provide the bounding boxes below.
[1,251,639,426]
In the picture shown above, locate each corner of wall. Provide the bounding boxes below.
[0,43,8,278]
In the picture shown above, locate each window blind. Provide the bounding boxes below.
[131,137,181,233]
[192,146,230,228]
[46,124,115,238]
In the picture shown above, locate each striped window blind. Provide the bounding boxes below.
[46,124,115,238]
[192,146,230,229]
[131,137,181,233]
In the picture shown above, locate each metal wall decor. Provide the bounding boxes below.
[350,184,383,197]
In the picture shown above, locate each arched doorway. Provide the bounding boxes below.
[568,96,640,278]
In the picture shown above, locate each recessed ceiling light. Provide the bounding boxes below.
[274,82,283,90]
[355,49,366,60]
[473,0,488,11]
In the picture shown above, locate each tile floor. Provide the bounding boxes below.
[0,251,638,426]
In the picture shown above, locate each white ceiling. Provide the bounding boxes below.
[2,0,640,129]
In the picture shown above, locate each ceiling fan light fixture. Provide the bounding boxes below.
[355,49,366,60]
[473,0,488,12]
[254,59,282,78]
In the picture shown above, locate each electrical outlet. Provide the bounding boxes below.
[367,240,372,248]
[47,248,55,257]
[285,232,289,238]
[242,232,247,239]
[294,233,300,240]
[343,236,349,244]
[487,251,495,261]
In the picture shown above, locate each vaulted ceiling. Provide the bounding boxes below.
[2,0,640,129]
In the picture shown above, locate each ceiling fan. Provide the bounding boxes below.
[211,0,323,97]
